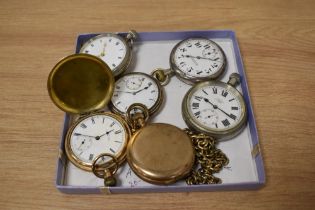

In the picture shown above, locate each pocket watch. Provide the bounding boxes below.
[109,72,164,116]
[65,112,131,171]
[79,30,137,77]
[182,73,247,140]
[152,37,226,85]
[125,104,195,185]
[47,54,132,173]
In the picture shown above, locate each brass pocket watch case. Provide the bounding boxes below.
[127,123,195,185]
[47,54,114,114]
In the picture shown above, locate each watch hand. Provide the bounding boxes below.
[99,129,114,138]
[190,56,198,65]
[78,139,86,150]
[74,133,96,138]
[185,55,218,62]
[100,43,106,57]
[133,85,150,95]
[115,90,135,94]
[203,98,235,120]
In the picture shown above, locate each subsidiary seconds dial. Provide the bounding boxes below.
[170,37,226,84]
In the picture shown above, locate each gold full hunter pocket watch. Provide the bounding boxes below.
[79,30,137,77]
[153,37,227,85]
[123,104,195,185]
[182,73,247,140]
[47,54,132,185]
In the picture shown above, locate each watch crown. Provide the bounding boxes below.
[126,30,138,43]
[227,73,241,87]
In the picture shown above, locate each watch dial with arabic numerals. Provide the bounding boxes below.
[66,113,129,168]
[183,81,247,139]
[110,72,162,115]
[79,33,128,75]
[171,38,226,82]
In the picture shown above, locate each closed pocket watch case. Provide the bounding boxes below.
[127,123,195,185]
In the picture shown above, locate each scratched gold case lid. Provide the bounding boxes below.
[127,123,195,185]
[47,54,114,114]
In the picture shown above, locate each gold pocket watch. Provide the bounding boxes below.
[65,112,131,171]
[182,73,247,140]
[124,104,195,185]
[153,37,226,85]
[109,72,164,116]
[79,30,137,78]
[47,54,132,174]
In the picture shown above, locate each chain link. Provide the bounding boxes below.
[184,129,229,185]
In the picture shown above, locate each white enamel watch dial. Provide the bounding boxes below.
[65,113,131,171]
[109,72,163,116]
[182,73,247,140]
[170,37,226,84]
[79,31,136,77]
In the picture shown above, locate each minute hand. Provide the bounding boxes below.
[185,55,218,61]
[203,98,234,120]
[133,86,150,95]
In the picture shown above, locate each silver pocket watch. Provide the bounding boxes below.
[182,73,247,140]
[153,37,226,85]
[109,72,164,116]
[80,30,137,77]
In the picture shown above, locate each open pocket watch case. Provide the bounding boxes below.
[55,30,265,194]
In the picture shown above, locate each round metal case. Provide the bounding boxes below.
[65,112,131,171]
[182,74,247,140]
[170,37,226,84]
[79,31,137,78]
[47,54,114,114]
[109,72,164,116]
[127,123,195,185]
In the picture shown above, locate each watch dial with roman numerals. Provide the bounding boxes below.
[171,38,226,83]
[183,80,247,139]
[79,33,128,76]
[65,113,130,170]
[110,72,163,115]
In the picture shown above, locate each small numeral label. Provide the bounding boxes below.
[222,119,230,127]
[230,114,237,120]
[221,90,228,97]
[89,154,94,161]
[192,103,199,109]
[194,111,201,118]
[204,44,210,49]
[194,96,202,101]
[115,130,122,134]
[195,42,202,48]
